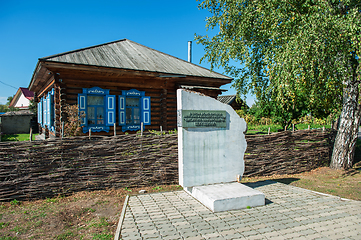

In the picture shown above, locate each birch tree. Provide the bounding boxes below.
[196,0,360,169]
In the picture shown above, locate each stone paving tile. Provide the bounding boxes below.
[120,181,361,240]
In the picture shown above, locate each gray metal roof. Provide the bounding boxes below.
[217,95,236,105]
[40,39,232,80]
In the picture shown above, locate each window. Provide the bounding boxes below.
[78,87,115,133]
[119,89,151,132]
[126,97,140,125]
[78,87,150,133]
[87,96,105,125]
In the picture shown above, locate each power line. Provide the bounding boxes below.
[0,80,18,90]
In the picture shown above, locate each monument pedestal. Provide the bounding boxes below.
[177,89,265,212]
[189,182,265,212]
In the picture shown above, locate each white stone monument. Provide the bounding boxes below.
[177,89,265,212]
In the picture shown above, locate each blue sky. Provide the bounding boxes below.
[0,0,255,106]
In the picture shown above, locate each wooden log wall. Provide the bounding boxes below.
[60,72,179,134]
[0,129,335,202]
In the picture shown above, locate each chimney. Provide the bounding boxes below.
[188,41,192,63]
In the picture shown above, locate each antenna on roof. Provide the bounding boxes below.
[188,41,192,63]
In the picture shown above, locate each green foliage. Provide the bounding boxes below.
[6,96,13,106]
[196,0,360,122]
[45,197,59,203]
[6,96,19,112]
[28,99,37,114]
[10,199,20,206]
[0,105,8,112]
[148,129,166,135]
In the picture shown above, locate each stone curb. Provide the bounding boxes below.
[114,195,129,240]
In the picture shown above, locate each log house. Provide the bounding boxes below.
[28,39,232,138]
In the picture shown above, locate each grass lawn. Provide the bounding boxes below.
[0,167,360,239]
[246,123,331,135]
[0,133,38,142]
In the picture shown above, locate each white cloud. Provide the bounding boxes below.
[0,96,7,105]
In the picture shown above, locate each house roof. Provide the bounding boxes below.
[20,88,34,100]
[217,95,237,105]
[9,87,34,107]
[38,39,232,80]
[1,110,33,116]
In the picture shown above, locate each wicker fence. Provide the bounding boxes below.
[0,129,336,201]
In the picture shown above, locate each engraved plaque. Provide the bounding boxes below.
[180,110,227,128]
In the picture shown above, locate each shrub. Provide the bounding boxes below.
[63,104,84,137]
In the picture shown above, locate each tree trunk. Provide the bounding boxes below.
[330,74,361,169]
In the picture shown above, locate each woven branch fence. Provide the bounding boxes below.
[0,129,336,201]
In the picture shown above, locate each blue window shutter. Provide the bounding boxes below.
[119,95,126,126]
[49,94,54,128]
[141,96,151,125]
[42,97,46,127]
[106,95,116,126]
[78,93,87,127]
[38,101,42,125]
[43,97,48,126]
[47,95,51,127]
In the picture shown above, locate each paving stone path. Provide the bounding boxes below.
[120,181,361,239]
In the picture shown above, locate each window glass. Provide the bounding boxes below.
[97,107,104,124]
[125,97,141,125]
[88,96,104,105]
[126,108,132,124]
[134,108,140,124]
[126,98,139,107]
[88,107,95,125]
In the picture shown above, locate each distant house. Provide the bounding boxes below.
[217,95,248,110]
[9,87,34,110]
[28,39,232,138]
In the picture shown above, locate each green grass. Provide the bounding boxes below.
[0,236,18,240]
[246,123,332,135]
[0,134,38,142]
[92,233,112,240]
[0,222,9,229]
[55,231,77,240]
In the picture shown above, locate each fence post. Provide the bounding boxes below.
[30,128,33,141]
[89,129,91,140]
[308,125,310,130]
[114,123,116,137]
[61,122,64,139]
[160,126,163,134]
[292,124,295,132]
[141,122,143,137]
[268,127,270,135]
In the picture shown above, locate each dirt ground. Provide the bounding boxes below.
[1,166,360,240]
[241,165,361,201]
[0,185,181,240]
